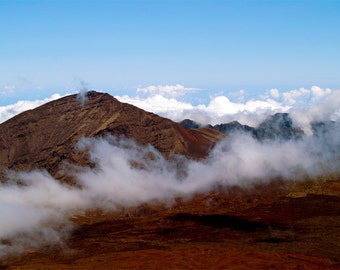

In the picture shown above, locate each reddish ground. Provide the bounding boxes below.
[1,179,340,269]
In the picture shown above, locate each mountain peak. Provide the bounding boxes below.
[0,91,222,179]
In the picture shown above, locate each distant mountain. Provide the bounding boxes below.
[256,113,304,141]
[0,91,222,179]
[311,120,340,137]
[213,121,257,138]
[180,113,331,141]
[179,119,201,129]
[179,119,256,137]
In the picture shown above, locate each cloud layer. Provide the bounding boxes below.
[1,85,338,131]
[116,85,339,131]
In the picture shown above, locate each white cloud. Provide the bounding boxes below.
[76,81,90,105]
[311,85,331,98]
[282,87,310,105]
[137,84,198,98]
[1,85,16,96]
[0,94,64,124]
[116,93,290,126]
[279,86,333,106]
[115,85,337,127]
[0,85,337,130]
[118,94,194,121]
[3,85,16,92]
[269,88,280,99]
[290,89,340,135]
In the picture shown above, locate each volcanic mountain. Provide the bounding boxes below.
[0,91,223,179]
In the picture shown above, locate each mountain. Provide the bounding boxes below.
[213,121,257,138]
[256,113,304,141]
[179,119,201,129]
[311,120,340,137]
[180,113,305,141]
[0,91,222,179]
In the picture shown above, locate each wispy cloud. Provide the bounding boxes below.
[1,86,16,97]
[137,84,198,98]
[76,80,90,104]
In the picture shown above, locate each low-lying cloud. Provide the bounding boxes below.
[1,118,339,257]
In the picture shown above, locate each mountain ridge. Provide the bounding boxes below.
[179,113,337,141]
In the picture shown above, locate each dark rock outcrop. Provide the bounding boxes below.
[213,121,257,138]
[179,119,201,129]
[256,113,304,141]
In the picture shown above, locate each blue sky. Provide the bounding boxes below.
[0,0,340,106]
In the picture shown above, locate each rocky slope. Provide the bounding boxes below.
[0,91,222,179]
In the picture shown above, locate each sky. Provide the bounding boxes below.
[0,0,339,124]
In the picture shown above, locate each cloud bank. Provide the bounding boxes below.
[1,85,338,131]
[116,85,339,132]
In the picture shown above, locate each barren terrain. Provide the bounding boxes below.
[1,178,339,269]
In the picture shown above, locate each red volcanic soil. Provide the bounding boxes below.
[1,179,339,269]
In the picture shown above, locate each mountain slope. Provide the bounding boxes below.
[0,91,222,177]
